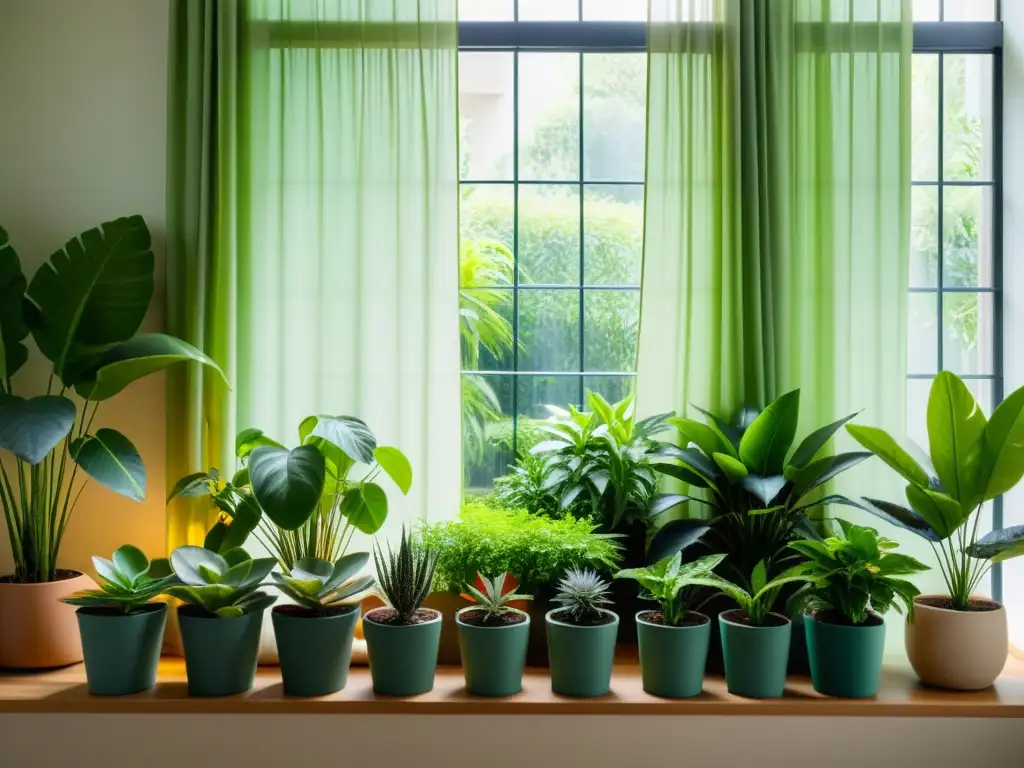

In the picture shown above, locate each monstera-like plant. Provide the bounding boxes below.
[0,218,225,583]
[647,390,869,587]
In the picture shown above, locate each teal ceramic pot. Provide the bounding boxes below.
[272,605,359,697]
[806,612,886,698]
[456,608,531,697]
[178,605,265,697]
[545,608,619,697]
[636,610,710,699]
[719,610,791,699]
[76,603,166,695]
[363,608,442,696]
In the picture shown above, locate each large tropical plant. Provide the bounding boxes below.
[0,218,225,583]
[846,371,1024,611]
[646,390,870,586]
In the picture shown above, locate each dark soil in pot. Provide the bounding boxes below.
[550,608,617,626]
[365,607,439,625]
[458,609,528,627]
[0,568,83,584]
[919,596,1002,612]
[638,610,708,627]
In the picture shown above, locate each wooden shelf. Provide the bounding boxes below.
[2,656,1023,717]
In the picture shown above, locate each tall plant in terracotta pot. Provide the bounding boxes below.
[847,371,1024,690]
[0,218,225,669]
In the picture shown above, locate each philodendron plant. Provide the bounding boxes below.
[647,389,870,585]
[847,371,1024,611]
[60,545,179,614]
[166,545,276,618]
[269,553,374,616]
[0,218,226,583]
[703,561,815,626]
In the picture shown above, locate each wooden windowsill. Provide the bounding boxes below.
[2,656,1023,717]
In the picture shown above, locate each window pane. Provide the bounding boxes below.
[584,185,644,285]
[943,55,993,182]
[942,0,997,21]
[584,290,640,372]
[460,288,514,371]
[584,375,636,406]
[459,52,514,181]
[517,374,582,419]
[519,53,580,181]
[461,184,514,255]
[583,53,646,182]
[943,185,993,288]
[912,55,939,182]
[912,0,940,20]
[459,0,514,21]
[909,293,938,375]
[583,0,646,21]
[518,0,579,21]
[518,185,580,284]
[942,292,995,375]
[911,185,938,288]
[518,289,581,372]
[906,379,931,449]
[462,374,514,493]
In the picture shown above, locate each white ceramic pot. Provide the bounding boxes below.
[905,594,1007,690]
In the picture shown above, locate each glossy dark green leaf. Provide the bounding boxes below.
[787,411,860,469]
[646,519,712,565]
[203,521,228,553]
[71,428,146,501]
[978,385,1024,501]
[348,482,388,534]
[250,445,325,530]
[789,452,872,502]
[650,462,709,488]
[740,474,787,506]
[846,424,931,488]
[649,493,691,516]
[167,471,215,502]
[222,494,262,551]
[0,226,28,380]
[859,497,941,542]
[0,394,76,464]
[170,546,228,586]
[712,452,748,482]
[904,484,963,539]
[112,545,149,584]
[965,524,1024,563]
[309,415,376,464]
[738,390,800,475]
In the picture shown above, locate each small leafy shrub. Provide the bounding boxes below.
[552,568,614,626]
[61,545,179,613]
[372,525,438,625]
[709,560,815,626]
[614,553,726,627]
[166,545,276,618]
[460,572,533,626]
[270,553,375,617]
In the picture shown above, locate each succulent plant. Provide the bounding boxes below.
[373,525,438,624]
[461,572,533,620]
[166,545,277,618]
[552,568,613,624]
[60,544,179,613]
[269,552,375,615]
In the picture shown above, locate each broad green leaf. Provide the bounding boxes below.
[787,412,860,469]
[690,404,745,447]
[859,497,941,542]
[235,428,284,460]
[170,546,229,587]
[560,484,585,510]
[845,424,931,487]
[324,552,370,593]
[712,452,748,482]
[231,467,250,488]
[92,556,128,588]
[249,444,325,530]
[222,547,251,566]
[0,227,28,380]
[204,521,228,553]
[238,558,277,590]
[927,371,986,508]
[75,333,228,401]
[285,577,323,596]
[740,474,787,506]
[751,561,766,594]
[875,552,930,575]
[739,390,801,475]
[24,216,154,386]
[167,471,215,502]
[0,394,76,464]
[148,558,173,579]
[373,446,412,494]
[788,452,872,503]
[904,484,964,540]
[649,493,691,516]
[347,482,388,534]
[310,415,376,465]
[221,494,261,551]
[71,428,146,501]
[669,417,734,460]
[197,564,221,584]
[978,385,1024,501]
[219,559,253,587]
[651,462,709,488]
[965,524,1024,563]
[646,519,712,564]
[293,557,334,582]
[112,545,149,584]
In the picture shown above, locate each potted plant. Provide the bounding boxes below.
[790,521,927,698]
[58,545,178,694]
[846,371,1024,690]
[269,554,374,696]
[456,572,533,697]
[614,553,726,698]
[0,218,225,669]
[363,526,441,696]
[545,568,618,697]
[709,561,813,698]
[166,545,276,696]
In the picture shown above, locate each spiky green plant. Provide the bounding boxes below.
[269,553,374,616]
[552,568,613,624]
[461,572,533,621]
[373,525,438,624]
[60,544,179,614]
[166,545,276,618]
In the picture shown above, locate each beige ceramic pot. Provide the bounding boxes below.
[0,570,96,669]
[905,594,1007,690]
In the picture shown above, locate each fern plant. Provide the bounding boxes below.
[552,568,614,625]
[461,572,533,621]
[60,545,179,614]
[269,553,375,617]
[373,525,438,624]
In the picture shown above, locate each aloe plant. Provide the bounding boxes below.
[461,572,533,621]
[373,525,438,625]
[0,218,226,583]
[269,553,374,616]
[60,545,179,614]
[165,545,276,618]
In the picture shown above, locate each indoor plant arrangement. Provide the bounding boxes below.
[0,217,225,669]
[545,568,619,697]
[269,553,374,697]
[614,553,726,698]
[166,545,276,696]
[847,370,1024,689]
[791,522,927,697]
[363,526,441,696]
[60,545,178,694]
[456,572,533,697]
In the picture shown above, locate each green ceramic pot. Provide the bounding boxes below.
[178,605,264,697]
[76,603,166,695]
[719,610,791,699]
[272,605,359,697]
[806,612,886,698]
[636,610,710,699]
[545,608,619,697]
[363,608,442,696]
[456,608,530,697]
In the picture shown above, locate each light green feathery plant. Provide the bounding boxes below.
[60,545,179,614]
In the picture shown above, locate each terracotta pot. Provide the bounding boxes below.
[0,570,96,669]
[905,594,1007,690]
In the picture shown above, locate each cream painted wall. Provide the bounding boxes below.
[0,0,171,576]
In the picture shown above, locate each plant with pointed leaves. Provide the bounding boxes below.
[60,545,179,614]
[647,389,870,586]
[460,572,533,621]
[0,218,226,583]
[552,568,614,625]
[703,560,816,626]
[614,553,727,627]
[269,553,374,616]
[165,545,276,618]
[373,526,438,625]
[846,371,1024,611]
